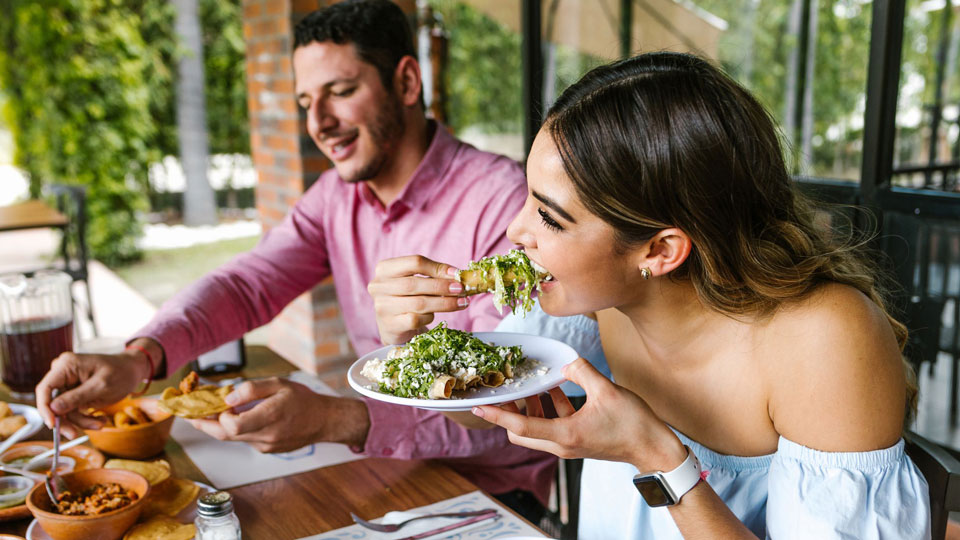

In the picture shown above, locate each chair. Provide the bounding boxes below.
[538,394,586,539]
[47,184,96,336]
[904,430,960,540]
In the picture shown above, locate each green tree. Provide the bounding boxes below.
[0,0,164,264]
[0,0,248,264]
[429,1,524,134]
[201,0,249,156]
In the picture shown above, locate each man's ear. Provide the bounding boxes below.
[639,228,692,278]
[394,56,422,107]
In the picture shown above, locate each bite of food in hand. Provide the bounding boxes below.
[361,323,526,399]
[456,249,551,315]
[158,371,232,419]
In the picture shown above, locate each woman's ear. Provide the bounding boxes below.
[394,56,422,107]
[640,228,692,277]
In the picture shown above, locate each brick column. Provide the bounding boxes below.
[242,0,352,374]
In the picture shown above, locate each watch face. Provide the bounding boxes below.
[633,475,675,507]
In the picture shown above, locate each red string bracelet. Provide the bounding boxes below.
[126,344,154,397]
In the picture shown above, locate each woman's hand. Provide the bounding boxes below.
[367,255,469,344]
[473,358,686,471]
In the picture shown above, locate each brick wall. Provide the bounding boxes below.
[242,0,417,373]
[242,0,344,373]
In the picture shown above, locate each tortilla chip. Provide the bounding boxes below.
[141,477,200,518]
[104,458,171,486]
[123,515,196,540]
[0,415,27,439]
[158,384,233,419]
[0,402,12,419]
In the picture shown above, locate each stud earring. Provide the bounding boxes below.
[641,268,652,280]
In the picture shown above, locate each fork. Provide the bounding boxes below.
[350,508,498,533]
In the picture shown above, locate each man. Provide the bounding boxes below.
[35,0,553,519]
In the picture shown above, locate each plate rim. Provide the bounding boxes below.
[347,331,577,411]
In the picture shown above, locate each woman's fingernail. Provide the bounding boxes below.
[472,407,484,418]
[457,297,470,307]
[449,282,463,293]
[447,267,459,276]
[51,400,65,414]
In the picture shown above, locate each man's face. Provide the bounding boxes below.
[293,41,404,183]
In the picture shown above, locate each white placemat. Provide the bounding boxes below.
[170,370,363,489]
[299,490,549,539]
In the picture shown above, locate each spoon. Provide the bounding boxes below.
[44,389,66,504]
[24,436,89,468]
[0,464,46,482]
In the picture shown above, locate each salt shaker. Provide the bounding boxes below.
[195,491,242,540]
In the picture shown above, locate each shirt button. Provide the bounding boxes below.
[382,448,394,456]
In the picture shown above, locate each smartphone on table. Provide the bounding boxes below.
[192,338,246,375]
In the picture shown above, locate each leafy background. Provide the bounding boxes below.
[0,0,247,265]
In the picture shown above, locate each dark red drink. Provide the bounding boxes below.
[0,317,73,394]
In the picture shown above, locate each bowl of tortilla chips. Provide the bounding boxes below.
[84,397,174,459]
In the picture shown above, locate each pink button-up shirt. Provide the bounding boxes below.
[135,124,556,503]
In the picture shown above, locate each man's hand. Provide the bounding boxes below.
[367,255,469,345]
[35,346,154,439]
[188,378,371,453]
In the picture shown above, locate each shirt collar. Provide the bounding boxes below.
[357,121,459,213]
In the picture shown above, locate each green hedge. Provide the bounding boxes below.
[0,0,248,266]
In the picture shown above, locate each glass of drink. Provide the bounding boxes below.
[0,271,74,400]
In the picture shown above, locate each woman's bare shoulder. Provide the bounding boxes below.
[760,283,906,451]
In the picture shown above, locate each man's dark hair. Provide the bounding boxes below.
[294,0,416,93]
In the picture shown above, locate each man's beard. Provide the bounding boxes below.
[341,94,405,183]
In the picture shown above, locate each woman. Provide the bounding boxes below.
[367,52,929,538]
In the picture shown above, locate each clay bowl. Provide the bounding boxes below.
[25,468,150,540]
[84,397,173,459]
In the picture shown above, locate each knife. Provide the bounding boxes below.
[396,509,499,540]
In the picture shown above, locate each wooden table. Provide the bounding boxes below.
[0,200,68,233]
[0,346,515,539]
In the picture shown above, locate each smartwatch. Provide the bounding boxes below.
[632,445,701,507]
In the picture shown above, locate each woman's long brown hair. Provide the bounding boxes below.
[546,52,917,423]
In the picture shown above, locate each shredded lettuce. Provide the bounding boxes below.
[460,249,544,316]
[377,323,525,399]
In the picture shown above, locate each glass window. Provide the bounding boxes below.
[423,1,525,162]
[543,0,873,183]
[893,0,960,191]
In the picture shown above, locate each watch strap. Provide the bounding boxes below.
[633,445,702,506]
[660,445,701,502]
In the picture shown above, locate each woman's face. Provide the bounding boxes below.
[507,130,643,316]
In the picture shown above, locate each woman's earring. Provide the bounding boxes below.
[641,268,652,280]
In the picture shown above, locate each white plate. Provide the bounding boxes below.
[7,404,43,441]
[347,332,578,411]
[26,479,214,539]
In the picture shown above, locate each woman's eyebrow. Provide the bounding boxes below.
[532,190,577,224]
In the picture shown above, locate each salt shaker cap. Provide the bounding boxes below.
[198,491,234,518]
